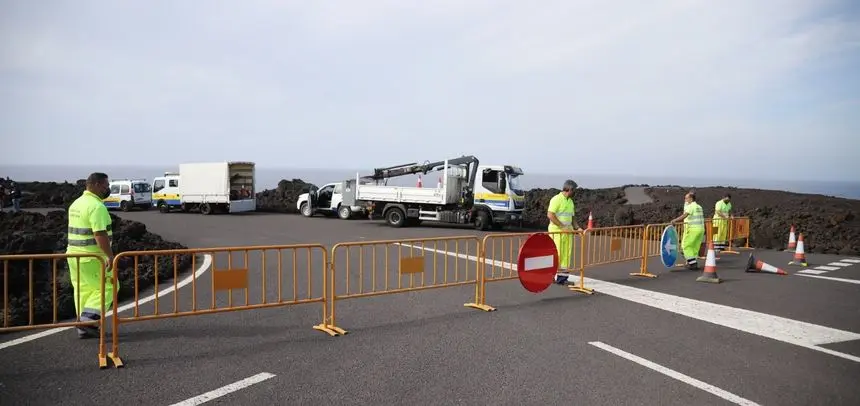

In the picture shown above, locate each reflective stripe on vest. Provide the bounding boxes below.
[67,224,113,247]
[555,211,573,226]
[685,205,704,227]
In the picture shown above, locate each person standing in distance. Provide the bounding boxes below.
[547,179,583,284]
[66,172,116,339]
[671,191,705,270]
[712,193,732,253]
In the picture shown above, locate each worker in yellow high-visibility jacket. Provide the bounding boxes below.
[712,193,732,253]
[672,191,705,270]
[66,172,117,339]
[547,180,583,284]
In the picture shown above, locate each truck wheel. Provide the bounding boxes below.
[158,201,169,213]
[200,203,212,215]
[300,203,313,217]
[120,201,130,212]
[337,205,352,220]
[386,208,406,228]
[474,210,491,231]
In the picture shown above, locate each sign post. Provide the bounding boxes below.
[660,225,679,268]
[517,233,559,293]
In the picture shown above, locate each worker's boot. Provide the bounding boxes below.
[76,312,100,339]
[686,258,699,271]
[554,272,572,285]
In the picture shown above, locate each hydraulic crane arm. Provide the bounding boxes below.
[367,156,479,181]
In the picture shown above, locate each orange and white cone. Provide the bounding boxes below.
[587,212,594,229]
[417,175,423,188]
[745,253,787,275]
[788,233,808,267]
[696,240,721,283]
[785,225,797,251]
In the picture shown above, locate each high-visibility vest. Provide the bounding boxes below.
[66,191,113,262]
[713,200,732,219]
[684,202,705,229]
[548,192,575,232]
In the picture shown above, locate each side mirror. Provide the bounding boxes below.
[497,176,507,194]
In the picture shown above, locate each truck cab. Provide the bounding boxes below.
[152,173,181,213]
[104,179,152,211]
[473,164,526,226]
[297,180,366,220]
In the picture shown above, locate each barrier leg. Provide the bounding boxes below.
[464,270,496,312]
[105,262,124,368]
[568,268,594,295]
[631,227,657,278]
[313,262,347,336]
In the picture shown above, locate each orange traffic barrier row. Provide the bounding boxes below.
[1,218,756,370]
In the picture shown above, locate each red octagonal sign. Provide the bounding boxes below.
[517,233,560,293]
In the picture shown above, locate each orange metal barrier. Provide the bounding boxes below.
[471,231,590,310]
[316,236,484,335]
[584,225,646,268]
[109,244,329,363]
[1,253,116,368]
[724,217,751,253]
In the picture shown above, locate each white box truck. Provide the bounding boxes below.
[168,161,257,215]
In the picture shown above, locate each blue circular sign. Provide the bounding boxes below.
[660,225,679,268]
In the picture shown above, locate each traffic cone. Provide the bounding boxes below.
[785,225,797,251]
[745,253,787,275]
[587,212,594,229]
[417,175,423,188]
[696,240,721,283]
[788,233,807,267]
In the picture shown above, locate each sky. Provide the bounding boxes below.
[2,0,859,183]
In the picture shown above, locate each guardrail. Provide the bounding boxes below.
[1,217,757,369]
[1,253,116,368]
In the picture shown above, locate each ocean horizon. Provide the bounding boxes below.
[2,164,858,200]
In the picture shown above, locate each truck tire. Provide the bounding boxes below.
[474,210,491,231]
[120,200,130,212]
[200,203,212,215]
[157,200,169,213]
[386,207,406,228]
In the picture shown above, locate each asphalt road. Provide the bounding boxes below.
[2,210,860,405]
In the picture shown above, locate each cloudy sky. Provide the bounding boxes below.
[2,0,859,182]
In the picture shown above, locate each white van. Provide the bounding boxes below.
[104,179,152,211]
[152,173,181,213]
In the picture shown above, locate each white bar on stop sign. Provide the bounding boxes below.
[523,254,554,271]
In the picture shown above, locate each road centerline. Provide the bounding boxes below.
[167,372,276,406]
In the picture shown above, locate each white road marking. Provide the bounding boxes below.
[168,372,275,406]
[399,243,860,363]
[523,254,554,271]
[0,254,213,350]
[841,259,860,264]
[798,269,829,275]
[829,262,853,267]
[589,341,760,406]
[814,266,840,271]
[795,274,860,285]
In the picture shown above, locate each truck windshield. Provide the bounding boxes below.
[133,183,151,193]
[507,174,524,195]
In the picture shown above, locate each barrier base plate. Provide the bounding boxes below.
[109,352,124,368]
[313,324,347,336]
[630,271,658,279]
[568,285,594,295]
[464,302,496,312]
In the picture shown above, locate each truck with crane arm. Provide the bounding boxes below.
[305,155,526,229]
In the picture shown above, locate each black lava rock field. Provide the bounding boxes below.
[8,178,859,257]
[1,210,192,328]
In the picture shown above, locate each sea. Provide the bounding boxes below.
[2,165,858,200]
